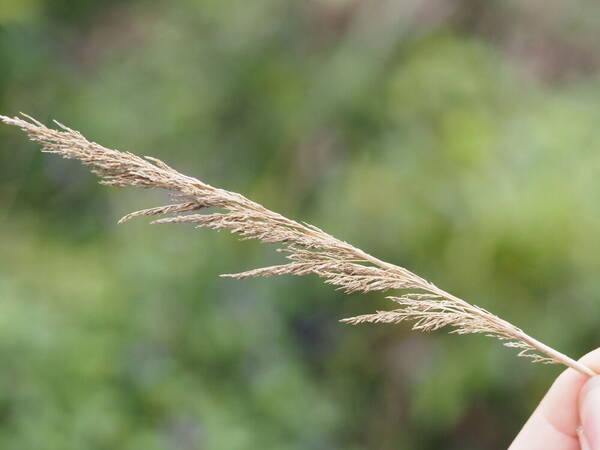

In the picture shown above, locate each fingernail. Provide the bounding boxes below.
[579,376,600,449]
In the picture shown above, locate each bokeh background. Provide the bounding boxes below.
[2,1,600,448]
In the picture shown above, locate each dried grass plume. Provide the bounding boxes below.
[1,113,595,377]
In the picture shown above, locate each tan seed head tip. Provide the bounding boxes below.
[0,114,17,125]
[149,218,170,225]
[339,317,359,324]
[20,112,44,126]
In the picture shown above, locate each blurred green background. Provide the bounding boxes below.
[2,1,600,448]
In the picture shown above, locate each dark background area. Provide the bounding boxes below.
[2,1,600,448]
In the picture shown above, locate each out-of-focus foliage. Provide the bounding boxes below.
[2,1,600,448]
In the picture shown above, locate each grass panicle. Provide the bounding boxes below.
[1,113,594,377]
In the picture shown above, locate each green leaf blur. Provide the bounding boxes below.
[1,1,600,448]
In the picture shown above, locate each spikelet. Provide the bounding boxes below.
[1,113,594,377]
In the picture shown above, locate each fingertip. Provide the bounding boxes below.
[510,348,600,449]
[579,376,600,449]
[530,348,600,440]
[578,348,600,374]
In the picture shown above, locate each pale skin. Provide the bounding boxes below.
[510,348,600,450]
